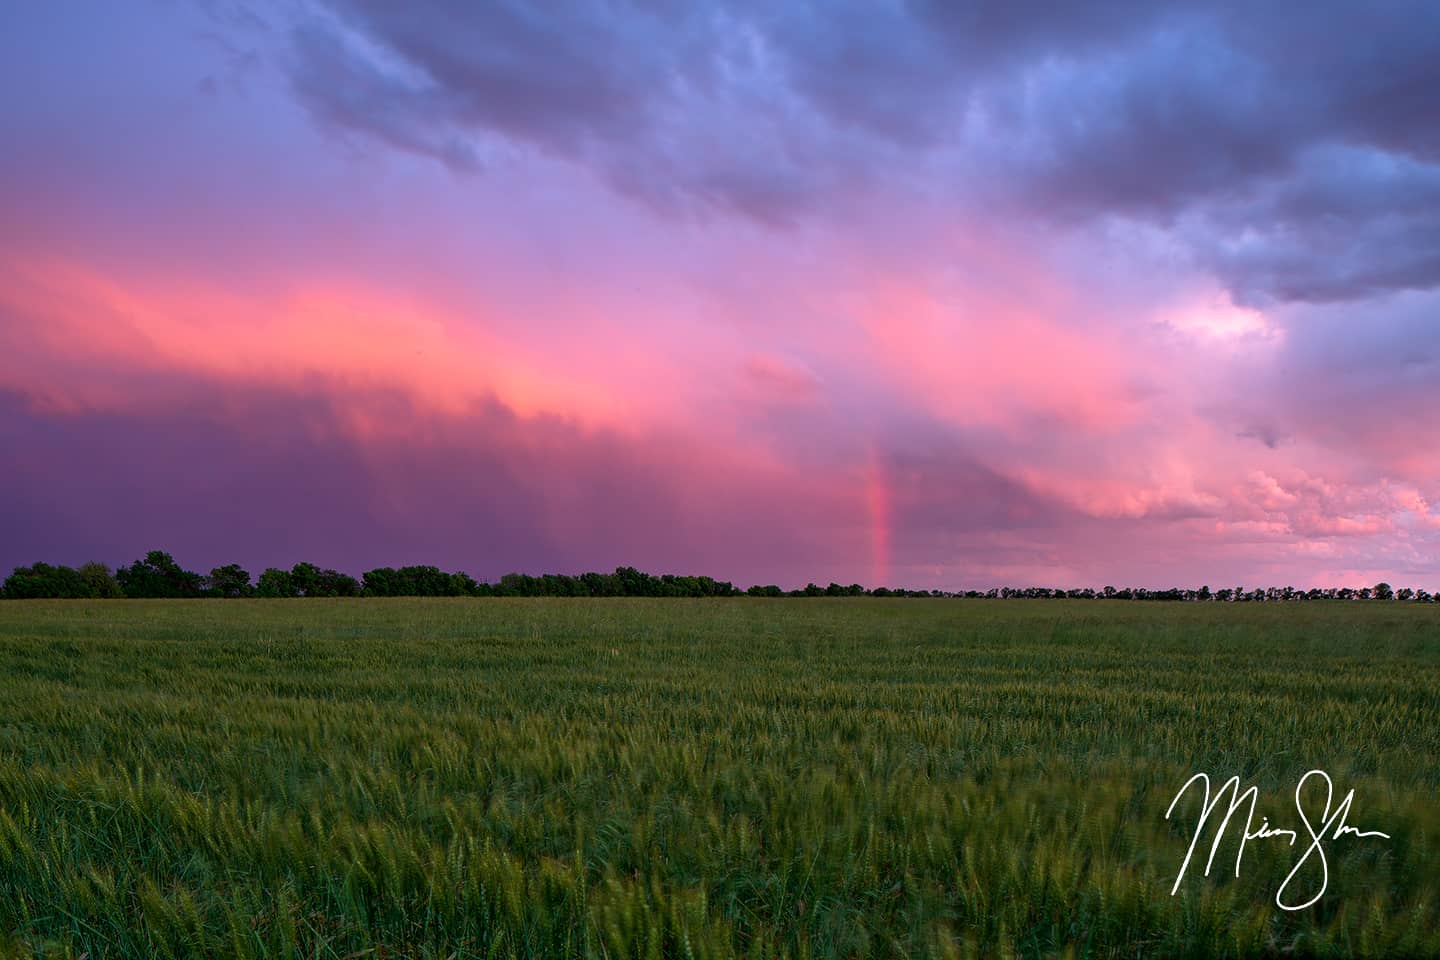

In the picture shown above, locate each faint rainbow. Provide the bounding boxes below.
[865,440,891,588]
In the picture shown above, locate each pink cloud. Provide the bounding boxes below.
[3,36,1440,594]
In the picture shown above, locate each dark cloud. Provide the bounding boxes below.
[914,0,1187,79]
[0,373,1104,590]
[285,0,831,220]
[750,3,955,148]
[1198,147,1440,304]
[972,19,1305,220]
[288,23,482,172]
[0,380,850,585]
[276,0,1440,300]
[0,386,388,576]
[956,2,1440,302]
[325,0,687,153]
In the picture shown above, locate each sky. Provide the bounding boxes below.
[2,1,1439,591]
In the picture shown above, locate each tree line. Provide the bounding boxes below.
[0,552,747,599]
[0,550,1435,602]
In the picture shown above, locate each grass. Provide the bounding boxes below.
[0,598,1436,958]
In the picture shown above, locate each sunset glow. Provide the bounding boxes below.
[3,1,1438,590]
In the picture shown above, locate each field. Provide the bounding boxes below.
[0,599,1437,959]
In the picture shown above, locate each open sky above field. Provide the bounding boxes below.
[3,1,1439,590]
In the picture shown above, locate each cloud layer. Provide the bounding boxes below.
[1,0,1438,588]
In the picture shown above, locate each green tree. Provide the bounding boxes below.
[363,565,467,596]
[316,568,361,597]
[255,568,299,598]
[2,563,91,598]
[207,564,253,598]
[291,562,322,597]
[497,572,539,597]
[361,567,399,596]
[115,551,204,598]
[77,562,122,598]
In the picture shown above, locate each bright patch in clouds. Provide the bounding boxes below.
[1163,292,1276,343]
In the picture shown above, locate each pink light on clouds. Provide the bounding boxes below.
[0,251,705,433]
[831,228,1152,435]
[3,0,1440,591]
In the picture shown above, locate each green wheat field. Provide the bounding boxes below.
[0,599,1436,959]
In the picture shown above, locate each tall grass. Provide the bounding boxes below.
[0,599,1436,958]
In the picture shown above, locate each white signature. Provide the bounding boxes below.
[1166,769,1390,910]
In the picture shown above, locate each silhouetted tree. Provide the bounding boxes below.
[363,565,466,596]
[7,548,1437,604]
[2,562,91,598]
[116,551,204,598]
[360,567,399,596]
[255,568,299,598]
[207,564,253,598]
[77,562,122,598]
[318,569,362,597]
[290,562,322,597]
[289,563,360,597]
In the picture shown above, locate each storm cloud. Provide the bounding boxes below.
[279,0,1440,304]
[2,0,1438,588]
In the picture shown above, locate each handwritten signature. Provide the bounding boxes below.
[1166,769,1390,910]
